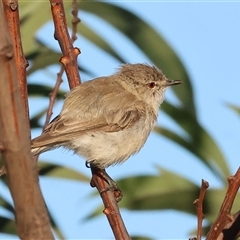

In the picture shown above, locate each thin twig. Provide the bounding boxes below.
[206,167,240,240]
[43,72,63,130]
[50,0,81,88]
[193,179,209,240]
[71,0,81,42]
[43,0,80,128]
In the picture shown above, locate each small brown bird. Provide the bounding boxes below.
[31,63,181,168]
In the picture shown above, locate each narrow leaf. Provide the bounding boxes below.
[80,1,195,115]
[38,162,90,182]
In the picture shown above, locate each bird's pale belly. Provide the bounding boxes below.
[69,119,154,168]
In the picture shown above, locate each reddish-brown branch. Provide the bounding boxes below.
[43,0,80,128]
[0,0,30,177]
[0,2,53,239]
[2,0,29,125]
[43,72,63,130]
[71,0,81,42]
[90,167,130,240]
[206,167,240,240]
[220,210,240,240]
[49,1,129,238]
[32,69,63,166]
[193,179,209,240]
[50,0,81,88]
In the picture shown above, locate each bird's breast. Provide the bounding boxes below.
[69,113,156,168]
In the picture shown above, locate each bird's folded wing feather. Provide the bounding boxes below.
[32,79,145,147]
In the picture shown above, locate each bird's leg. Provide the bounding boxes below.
[86,162,122,202]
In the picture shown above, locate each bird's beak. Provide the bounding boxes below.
[165,79,182,86]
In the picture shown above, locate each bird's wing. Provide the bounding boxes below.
[32,78,145,148]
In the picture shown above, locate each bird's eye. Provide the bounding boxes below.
[147,82,156,88]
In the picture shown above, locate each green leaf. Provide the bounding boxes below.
[26,41,95,79]
[27,45,63,76]
[0,194,65,239]
[0,216,16,235]
[77,22,126,64]
[48,209,66,239]
[131,236,152,240]
[30,108,48,129]
[85,168,199,219]
[0,197,14,215]
[157,101,230,181]
[38,162,90,182]
[118,168,199,214]
[80,1,195,115]
[19,2,53,55]
[86,168,240,224]
[62,2,126,64]
[28,83,66,98]
[227,103,240,117]
[204,189,240,223]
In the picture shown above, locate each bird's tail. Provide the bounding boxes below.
[31,146,49,156]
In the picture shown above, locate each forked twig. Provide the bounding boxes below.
[43,0,80,128]
[50,0,81,89]
[206,167,240,240]
[192,179,209,240]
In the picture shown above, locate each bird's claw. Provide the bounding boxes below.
[88,163,123,202]
[99,178,123,202]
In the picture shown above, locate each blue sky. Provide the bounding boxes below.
[1,1,240,239]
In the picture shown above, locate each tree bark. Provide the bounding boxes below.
[0,1,54,239]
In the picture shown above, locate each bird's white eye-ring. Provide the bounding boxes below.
[147,82,156,89]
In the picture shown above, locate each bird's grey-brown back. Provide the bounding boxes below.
[31,63,180,168]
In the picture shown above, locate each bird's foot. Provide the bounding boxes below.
[87,162,122,202]
[99,170,122,202]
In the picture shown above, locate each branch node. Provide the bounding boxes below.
[0,142,4,151]
[103,207,111,215]
[227,175,234,184]
[9,2,17,11]
[59,55,69,65]
[74,47,81,55]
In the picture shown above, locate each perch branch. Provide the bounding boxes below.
[49,1,130,238]
[90,167,130,240]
